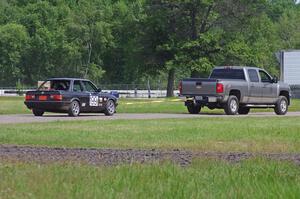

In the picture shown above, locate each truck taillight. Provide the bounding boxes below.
[179,81,183,95]
[216,83,224,93]
[25,94,35,101]
[50,94,62,101]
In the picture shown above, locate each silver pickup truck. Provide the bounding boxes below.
[179,66,291,115]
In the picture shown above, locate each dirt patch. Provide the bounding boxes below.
[1,145,300,166]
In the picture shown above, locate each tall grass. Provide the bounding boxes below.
[1,159,300,199]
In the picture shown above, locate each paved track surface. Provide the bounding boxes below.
[0,112,300,124]
[1,145,300,166]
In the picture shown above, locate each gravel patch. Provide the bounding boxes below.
[1,145,300,166]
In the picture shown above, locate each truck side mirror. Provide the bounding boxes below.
[96,88,102,93]
[272,76,278,83]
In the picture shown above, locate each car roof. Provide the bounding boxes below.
[214,66,261,70]
[46,78,91,81]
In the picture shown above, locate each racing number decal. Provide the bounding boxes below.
[89,95,99,106]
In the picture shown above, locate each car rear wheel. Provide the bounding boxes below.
[187,104,201,114]
[104,100,115,116]
[224,95,239,115]
[68,100,80,117]
[32,109,44,117]
[238,107,250,115]
[274,96,288,115]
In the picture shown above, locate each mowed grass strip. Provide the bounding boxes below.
[0,96,299,115]
[1,159,300,199]
[1,117,300,152]
[0,96,30,115]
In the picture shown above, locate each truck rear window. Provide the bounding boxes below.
[210,69,245,80]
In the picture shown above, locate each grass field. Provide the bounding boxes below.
[1,117,300,152]
[1,159,300,199]
[0,96,299,115]
[1,96,300,198]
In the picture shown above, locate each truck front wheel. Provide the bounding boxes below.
[187,103,201,114]
[224,96,239,115]
[274,96,288,115]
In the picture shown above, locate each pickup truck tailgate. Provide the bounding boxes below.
[181,78,217,96]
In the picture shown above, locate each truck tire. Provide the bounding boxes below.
[187,104,201,114]
[224,96,239,115]
[32,109,44,116]
[104,100,115,116]
[238,107,250,115]
[68,100,80,117]
[274,96,288,115]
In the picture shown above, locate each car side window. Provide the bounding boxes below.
[259,70,272,83]
[82,81,97,92]
[248,69,259,82]
[73,80,83,92]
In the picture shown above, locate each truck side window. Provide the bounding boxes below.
[259,70,272,83]
[73,80,83,92]
[248,69,259,82]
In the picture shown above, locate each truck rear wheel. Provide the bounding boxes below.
[187,104,201,114]
[274,96,288,115]
[238,107,250,115]
[32,109,44,116]
[224,96,239,115]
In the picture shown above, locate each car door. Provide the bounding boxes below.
[247,69,262,103]
[81,80,101,112]
[258,70,277,104]
[72,80,89,111]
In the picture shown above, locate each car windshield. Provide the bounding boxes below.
[38,80,70,91]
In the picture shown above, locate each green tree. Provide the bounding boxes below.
[0,23,29,86]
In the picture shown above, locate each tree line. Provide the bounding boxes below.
[0,0,299,96]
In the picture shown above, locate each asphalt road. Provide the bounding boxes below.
[0,112,300,124]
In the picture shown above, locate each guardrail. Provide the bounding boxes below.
[0,88,180,98]
[1,87,298,98]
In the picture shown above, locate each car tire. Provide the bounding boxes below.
[274,96,288,115]
[224,95,239,115]
[32,109,44,116]
[104,100,115,116]
[238,107,250,115]
[68,100,80,117]
[187,104,201,114]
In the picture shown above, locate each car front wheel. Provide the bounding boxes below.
[104,100,115,116]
